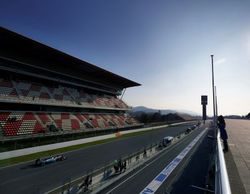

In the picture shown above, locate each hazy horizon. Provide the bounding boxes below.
[1,0,250,115]
[131,105,248,117]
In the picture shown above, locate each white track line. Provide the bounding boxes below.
[105,128,207,194]
[140,128,207,194]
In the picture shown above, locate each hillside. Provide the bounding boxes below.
[129,106,200,123]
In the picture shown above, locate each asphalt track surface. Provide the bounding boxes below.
[166,126,214,194]
[0,122,196,194]
[100,124,209,194]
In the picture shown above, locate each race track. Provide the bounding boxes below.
[0,122,196,194]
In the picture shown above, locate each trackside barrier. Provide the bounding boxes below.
[0,121,191,160]
[47,125,199,194]
[47,142,160,194]
[215,130,231,194]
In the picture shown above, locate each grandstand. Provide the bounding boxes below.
[0,27,142,141]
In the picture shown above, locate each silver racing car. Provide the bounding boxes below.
[35,154,66,166]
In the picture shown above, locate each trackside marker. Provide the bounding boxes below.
[140,128,207,194]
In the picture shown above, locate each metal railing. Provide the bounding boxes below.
[215,130,231,194]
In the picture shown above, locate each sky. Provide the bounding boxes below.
[0,0,250,116]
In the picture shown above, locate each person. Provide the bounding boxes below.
[79,175,92,191]
[122,161,127,172]
[118,159,122,173]
[113,160,119,173]
[217,115,228,152]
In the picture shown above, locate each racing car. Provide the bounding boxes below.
[162,136,173,146]
[35,154,66,166]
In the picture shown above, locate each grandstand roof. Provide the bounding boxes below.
[0,27,140,89]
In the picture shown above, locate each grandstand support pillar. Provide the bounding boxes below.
[120,88,126,100]
[11,80,21,99]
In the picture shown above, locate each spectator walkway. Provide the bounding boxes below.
[225,119,250,194]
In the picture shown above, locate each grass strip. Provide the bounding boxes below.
[0,129,156,168]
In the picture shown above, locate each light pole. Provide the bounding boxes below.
[215,86,218,117]
[211,55,216,128]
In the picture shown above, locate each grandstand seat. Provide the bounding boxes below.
[40,92,50,99]
[34,122,45,133]
[1,76,131,109]
[0,111,139,137]
[50,112,83,131]
[0,79,18,99]
[0,112,47,136]
[71,119,80,130]
[36,112,52,125]
[0,78,13,87]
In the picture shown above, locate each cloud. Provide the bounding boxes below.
[215,58,226,65]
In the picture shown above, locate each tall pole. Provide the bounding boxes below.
[211,55,216,127]
[215,86,218,117]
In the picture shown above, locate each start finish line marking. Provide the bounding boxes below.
[140,128,207,194]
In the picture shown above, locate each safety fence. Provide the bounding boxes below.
[215,130,231,194]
